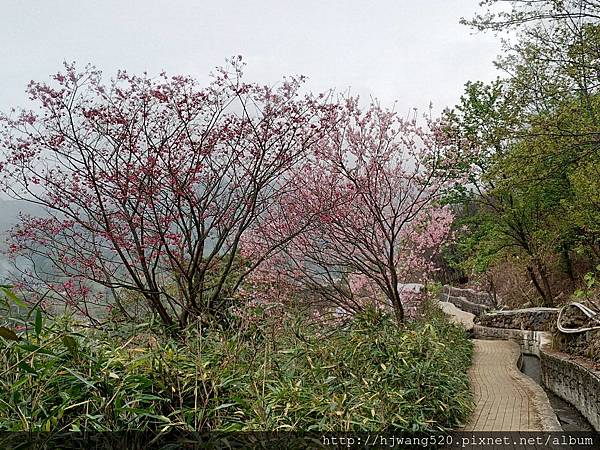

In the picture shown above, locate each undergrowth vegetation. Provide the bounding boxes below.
[0,301,473,433]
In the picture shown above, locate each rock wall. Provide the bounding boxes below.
[550,302,600,363]
[541,350,600,431]
[475,308,559,331]
[439,285,493,316]
[552,328,600,364]
[444,286,496,307]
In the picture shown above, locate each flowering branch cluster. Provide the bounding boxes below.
[1,58,338,328]
[242,100,463,322]
[1,60,468,328]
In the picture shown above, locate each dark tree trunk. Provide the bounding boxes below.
[389,286,405,324]
[561,243,575,288]
[536,259,553,306]
[393,300,405,324]
[527,262,553,307]
[147,292,175,329]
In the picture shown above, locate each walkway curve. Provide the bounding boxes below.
[463,339,561,431]
[438,300,561,431]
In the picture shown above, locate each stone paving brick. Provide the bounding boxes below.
[463,339,546,431]
[438,298,561,434]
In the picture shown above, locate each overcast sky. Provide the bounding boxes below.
[1,0,502,116]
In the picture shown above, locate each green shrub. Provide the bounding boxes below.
[0,302,473,432]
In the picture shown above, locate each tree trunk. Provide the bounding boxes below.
[561,243,575,288]
[393,300,405,324]
[527,262,553,307]
[389,287,405,324]
[487,276,498,307]
[537,261,554,307]
[147,292,175,330]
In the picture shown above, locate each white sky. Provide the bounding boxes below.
[0,0,502,116]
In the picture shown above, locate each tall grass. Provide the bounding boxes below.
[0,300,473,433]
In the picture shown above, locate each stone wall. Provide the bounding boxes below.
[473,325,551,357]
[475,308,559,331]
[439,285,493,316]
[541,349,600,431]
[444,286,496,307]
[552,328,600,364]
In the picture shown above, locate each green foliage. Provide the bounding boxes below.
[569,157,600,242]
[443,212,503,276]
[445,1,600,305]
[425,281,444,297]
[574,265,600,299]
[0,285,26,309]
[0,304,473,432]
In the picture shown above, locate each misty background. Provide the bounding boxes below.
[0,0,503,281]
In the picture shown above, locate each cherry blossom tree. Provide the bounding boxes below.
[0,58,338,330]
[1,58,468,329]
[242,100,463,323]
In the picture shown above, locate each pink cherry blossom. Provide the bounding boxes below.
[1,60,471,328]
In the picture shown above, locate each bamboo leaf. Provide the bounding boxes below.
[214,403,236,411]
[62,335,78,356]
[0,287,26,308]
[0,327,19,341]
[18,361,37,375]
[65,368,96,389]
[18,343,56,356]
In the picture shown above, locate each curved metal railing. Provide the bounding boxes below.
[557,302,600,334]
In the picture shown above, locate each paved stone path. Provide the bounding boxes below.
[464,339,554,431]
[438,301,561,432]
[439,301,475,331]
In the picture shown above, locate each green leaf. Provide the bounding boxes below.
[0,326,19,341]
[62,335,78,356]
[0,287,26,308]
[64,368,96,389]
[18,361,37,375]
[18,343,56,356]
[214,403,237,411]
[34,308,42,336]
